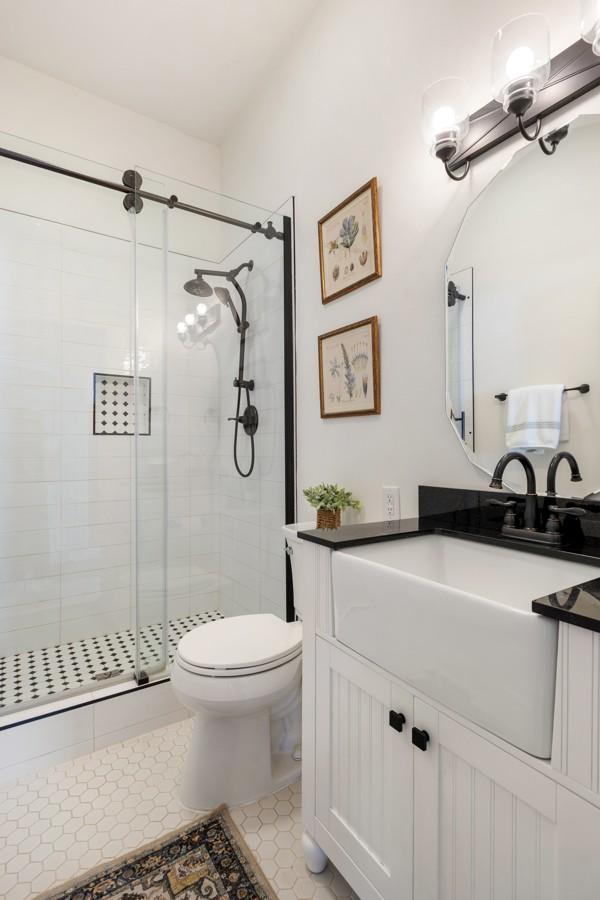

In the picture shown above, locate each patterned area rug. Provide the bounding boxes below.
[39,805,277,899]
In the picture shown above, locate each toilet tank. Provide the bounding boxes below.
[282,523,315,621]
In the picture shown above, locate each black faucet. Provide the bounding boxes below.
[489,451,538,530]
[546,451,582,497]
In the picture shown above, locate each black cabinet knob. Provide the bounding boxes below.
[412,727,430,751]
[389,710,406,733]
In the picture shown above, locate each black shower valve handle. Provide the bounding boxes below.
[233,378,255,390]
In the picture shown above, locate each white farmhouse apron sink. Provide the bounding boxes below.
[332,534,600,757]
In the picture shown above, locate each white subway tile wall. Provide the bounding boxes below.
[0,205,288,712]
[217,234,287,621]
[0,214,135,662]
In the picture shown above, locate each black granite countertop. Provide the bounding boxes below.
[298,493,600,633]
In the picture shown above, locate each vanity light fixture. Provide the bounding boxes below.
[491,14,551,141]
[422,78,471,180]
[580,0,600,55]
[426,13,600,179]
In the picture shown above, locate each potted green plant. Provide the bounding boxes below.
[303,483,361,529]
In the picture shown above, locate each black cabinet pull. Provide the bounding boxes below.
[412,727,430,751]
[389,710,406,733]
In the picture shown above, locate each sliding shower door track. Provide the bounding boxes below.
[0,144,284,240]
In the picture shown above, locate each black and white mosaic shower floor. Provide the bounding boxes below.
[0,610,223,712]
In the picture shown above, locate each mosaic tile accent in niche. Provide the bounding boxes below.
[93,372,151,435]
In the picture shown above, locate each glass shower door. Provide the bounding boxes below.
[131,174,168,683]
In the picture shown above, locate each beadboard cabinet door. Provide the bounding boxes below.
[412,697,558,900]
[315,639,413,900]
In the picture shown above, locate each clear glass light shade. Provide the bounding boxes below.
[196,302,208,317]
[176,321,187,334]
[491,14,551,114]
[581,0,600,54]
[184,313,196,326]
[422,78,470,157]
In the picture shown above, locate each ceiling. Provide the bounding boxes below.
[0,0,319,143]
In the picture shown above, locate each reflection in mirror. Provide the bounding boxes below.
[446,268,474,451]
[445,115,600,496]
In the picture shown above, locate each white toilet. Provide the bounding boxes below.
[171,611,303,810]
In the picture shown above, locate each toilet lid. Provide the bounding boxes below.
[177,614,302,673]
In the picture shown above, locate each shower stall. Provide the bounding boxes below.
[0,132,295,719]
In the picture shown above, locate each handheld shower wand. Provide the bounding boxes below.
[183,260,257,477]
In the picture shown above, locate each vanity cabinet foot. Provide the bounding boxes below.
[302,831,328,873]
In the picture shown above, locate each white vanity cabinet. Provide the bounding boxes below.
[295,531,600,900]
[315,639,413,900]
[313,636,559,900]
[412,698,557,900]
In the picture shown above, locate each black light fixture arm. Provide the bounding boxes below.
[444,159,471,181]
[517,114,542,142]
[538,124,571,155]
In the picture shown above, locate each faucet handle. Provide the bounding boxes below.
[548,506,587,517]
[486,498,518,527]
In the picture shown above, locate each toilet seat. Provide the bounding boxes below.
[176,613,302,678]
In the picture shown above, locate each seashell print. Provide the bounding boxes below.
[359,250,368,266]
[350,263,354,272]
[332,265,340,281]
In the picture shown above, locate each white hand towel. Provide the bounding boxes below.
[505,384,567,451]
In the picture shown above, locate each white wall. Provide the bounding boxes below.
[0,55,219,190]
[220,0,596,521]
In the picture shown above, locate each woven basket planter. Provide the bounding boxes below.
[316,508,341,530]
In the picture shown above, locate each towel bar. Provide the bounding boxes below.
[494,383,590,402]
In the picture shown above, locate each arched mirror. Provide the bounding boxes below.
[446,115,600,496]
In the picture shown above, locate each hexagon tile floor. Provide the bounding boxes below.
[0,717,358,900]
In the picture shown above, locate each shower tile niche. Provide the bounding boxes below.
[93,373,151,436]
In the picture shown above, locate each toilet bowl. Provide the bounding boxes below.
[171,612,302,810]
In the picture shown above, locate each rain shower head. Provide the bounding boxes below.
[184,272,214,298]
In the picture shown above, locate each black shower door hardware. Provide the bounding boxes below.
[0,144,283,240]
[494,384,590,402]
[450,408,466,439]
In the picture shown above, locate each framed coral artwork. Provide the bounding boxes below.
[318,177,382,304]
[318,317,380,418]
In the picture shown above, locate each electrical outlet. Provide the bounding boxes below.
[382,485,400,521]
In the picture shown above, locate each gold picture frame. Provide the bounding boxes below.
[318,317,380,418]
[318,177,382,304]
